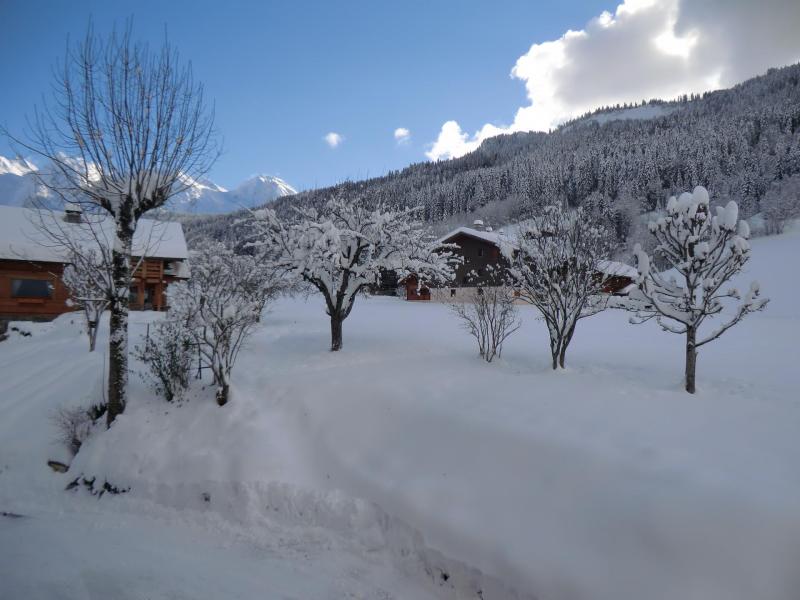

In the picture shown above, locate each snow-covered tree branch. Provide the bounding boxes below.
[629,186,768,393]
[247,198,455,351]
[502,204,615,370]
[166,242,270,406]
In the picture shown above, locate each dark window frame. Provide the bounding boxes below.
[11,278,53,299]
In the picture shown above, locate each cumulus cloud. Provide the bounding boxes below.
[427,0,800,160]
[324,132,343,148]
[394,127,411,144]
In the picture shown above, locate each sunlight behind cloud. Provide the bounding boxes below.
[427,0,800,161]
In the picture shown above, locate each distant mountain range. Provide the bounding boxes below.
[0,157,296,214]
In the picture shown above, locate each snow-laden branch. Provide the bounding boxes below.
[627,186,768,393]
[245,197,456,351]
[166,242,272,406]
[504,203,615,369]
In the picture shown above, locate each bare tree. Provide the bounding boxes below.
[630,186,768,393]
[450,284,520,362]
[503,204,615,369]
[7,23,218,424]
[247,198,455,351]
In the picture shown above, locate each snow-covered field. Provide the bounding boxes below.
[2,231,799,599]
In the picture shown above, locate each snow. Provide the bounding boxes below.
[0,155,37,177]
[597,259,638,278]
[0,154,295,215]
[169,173,297,214]
[0,205,188,262]
[1,231,800,599]
[436,225,511,247]
[585,103,677,125]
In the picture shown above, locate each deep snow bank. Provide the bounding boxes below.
[3,232,800,600]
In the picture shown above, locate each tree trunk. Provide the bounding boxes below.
[685,325,697,394]
[107,229,132,426]
[558,321,576,369]
[216,382,230,406]
[88,319,98,352]
[330,313,343,351]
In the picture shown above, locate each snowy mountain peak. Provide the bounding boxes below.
[0,155,295,214]
[232,174,297,202]
[0,156,37,177]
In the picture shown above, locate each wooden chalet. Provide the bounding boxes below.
[401,220,637,301]
[0,205,189,322]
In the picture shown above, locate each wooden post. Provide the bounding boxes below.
[136,281,144,310]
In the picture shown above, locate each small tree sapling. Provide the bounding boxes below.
[629,186,768,393]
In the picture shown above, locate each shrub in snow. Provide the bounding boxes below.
[630,186,768,393]
[247,198,455,351]
[503,204,615,369]
[450,283,520,363]
[51,403,106,457]
[167,243,268,406]
[134,318,193,403]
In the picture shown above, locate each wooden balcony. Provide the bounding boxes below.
[132,258,164,282]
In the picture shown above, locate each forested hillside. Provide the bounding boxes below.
[183,63,800,246]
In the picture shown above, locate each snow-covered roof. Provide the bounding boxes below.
[0,205,188,263]
[597,260,638,278]
[437,226,510,247]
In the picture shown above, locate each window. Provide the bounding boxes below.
[11,278,53,298]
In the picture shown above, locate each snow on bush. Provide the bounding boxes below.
[134,318,193,403]
[629,186,768,393]
[51,402,106,457]
[166,242,272,406]
[246,198,455,351]
[503,203,615,369]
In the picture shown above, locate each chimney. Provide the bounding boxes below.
[64,202,83,224]
[472,219,484,230]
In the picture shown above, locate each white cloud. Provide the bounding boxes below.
[324,132,343,148]
[394,127,411,144]
[427,0,800,161]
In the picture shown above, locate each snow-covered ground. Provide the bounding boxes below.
[2,231,799,599]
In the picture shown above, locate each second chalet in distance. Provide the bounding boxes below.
[0,204,190,323]
[401,220,637,301]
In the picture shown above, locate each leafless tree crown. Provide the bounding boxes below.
[13,21,219,218]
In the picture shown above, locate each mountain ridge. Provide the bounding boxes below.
[0,161,296,214]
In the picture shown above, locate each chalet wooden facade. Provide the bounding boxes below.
[0,205,189,322]
[401,221,637,301]
[0,259,69,320]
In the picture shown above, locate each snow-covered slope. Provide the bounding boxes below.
[0,155,296,214]
[1,229,798,599]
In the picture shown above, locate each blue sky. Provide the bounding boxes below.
[2,0,798,191]
[0,1,612,190]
